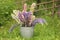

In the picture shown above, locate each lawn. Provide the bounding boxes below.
[0,15,60,40]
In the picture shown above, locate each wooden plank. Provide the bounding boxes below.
[37,0,59,5]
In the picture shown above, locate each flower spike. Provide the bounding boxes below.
[30,3,36,13]
[23,3,27,12]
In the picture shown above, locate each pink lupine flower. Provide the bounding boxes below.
[18,12,25,22]
[23,3,27,12]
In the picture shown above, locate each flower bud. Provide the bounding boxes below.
[30,3,36,13]
[23,3,27,12]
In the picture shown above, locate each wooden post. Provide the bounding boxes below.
[52,0,55,16]
[34,0,41,17]
[37,0,41,9]
[57,0,60,17]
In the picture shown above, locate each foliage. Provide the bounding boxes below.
[0,0,17,26]
[0,0,58,26]
[0,0,60,40]
[0,15,60,40]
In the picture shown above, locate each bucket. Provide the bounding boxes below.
[20,27,34,38]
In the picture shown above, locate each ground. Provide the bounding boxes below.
[0,15,60,40]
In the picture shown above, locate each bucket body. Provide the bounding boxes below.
[20,27,34,38]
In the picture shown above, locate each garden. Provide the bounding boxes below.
[0,0,60,40]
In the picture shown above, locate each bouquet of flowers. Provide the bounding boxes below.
[9,3,47,33]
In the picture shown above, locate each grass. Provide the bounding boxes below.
[0,15,60,40]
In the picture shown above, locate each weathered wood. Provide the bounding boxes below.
[37,0,41,9]
[57,0,60,17]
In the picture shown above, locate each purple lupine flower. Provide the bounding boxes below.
[18,11,31,22]
[22,12,32,20]
[17,3,47,27]
[22,12,28,20]
[31,18,47,26]
[18,12,25,22]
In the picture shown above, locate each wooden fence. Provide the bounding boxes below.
[36,0,60,15]
[16,0,60,16]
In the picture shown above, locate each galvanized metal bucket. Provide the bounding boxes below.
[20,27,34,38]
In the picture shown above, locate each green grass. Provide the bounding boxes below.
[0,15,60,40]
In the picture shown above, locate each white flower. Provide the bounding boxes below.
[11,13,20,24]
[13,10,20,17]
[30,3,36,13]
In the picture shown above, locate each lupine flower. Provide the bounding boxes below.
[11,10,21,24]
[18,12,25,22]
[23,3,27,12]
[9,3,48,33]
[11,3,47,27]
[13,10,20,17]
[31,18,47,26]
[11,14,20,24]
[30,3,36,13]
